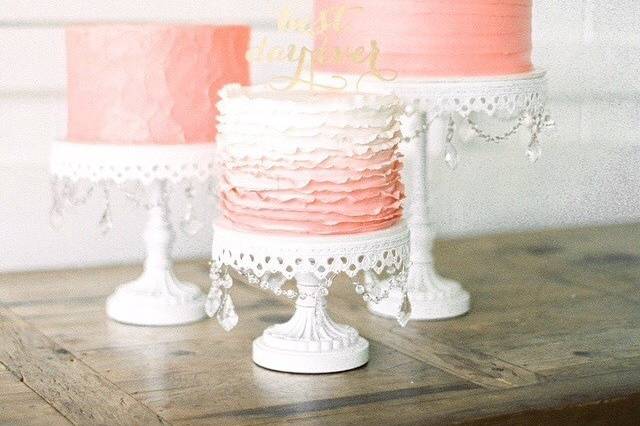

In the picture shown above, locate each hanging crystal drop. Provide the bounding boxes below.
[444,143,459,169]
[217,294,239,331]
[526,137,542,163]
[354,284,365,295]
[98,208,113,235]
[404,103,415,116]
[205,287,223,317]
[180,184,204,236]
[397,293,412,327]
[98,188,113,235]
[444,115,458,169]
[222,272,233,289]
[123,181,147,208]
[49,177,64,229]
[458,122,476,143]
[258,275,270,289]
[245,271,259,285]
[270,275,287,293]
[522,112,535,129]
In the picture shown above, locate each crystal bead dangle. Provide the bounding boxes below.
[526,133,542,163]
[222,272,233,289]
[444,115,458,169]
[180,183,204,236]
[397,292,412,327]
[98,186,113,235]
[123,181,147,208]
[205,286,223,317]
[217,293,238,331]
[49,177,64,229]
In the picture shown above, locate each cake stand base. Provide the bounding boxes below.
[106,274,206,326]
[251,273,369,373]
[253,337,369,374]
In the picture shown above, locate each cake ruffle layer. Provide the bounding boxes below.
[216,85,405,235]
[218,214,402,236]
[66,24,250,144]
[313,0,533,77]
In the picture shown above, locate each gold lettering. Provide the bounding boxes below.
[245,36,267,63]
[277,6,310,33]
[248,5,397,91]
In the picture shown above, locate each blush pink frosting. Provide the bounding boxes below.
[215,85,404,236]
[66,24,250,144]
[314,0,533,77]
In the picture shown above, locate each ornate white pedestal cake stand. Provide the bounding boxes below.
[356,70,553,320]
[207,222,411,373]
[50,141,217,326]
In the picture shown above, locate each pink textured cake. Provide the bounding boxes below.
[66,24,250,144]
[314,0,533,77]
[216,85,404,235]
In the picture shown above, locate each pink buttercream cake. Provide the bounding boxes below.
[314,0,533,77]
[66,24,250,144]
[215,85,405,236]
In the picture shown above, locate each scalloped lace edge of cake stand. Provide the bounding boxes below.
[206,222,412,330]
[50,141,217,184]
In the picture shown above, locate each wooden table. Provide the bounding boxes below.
[1,224,640,425]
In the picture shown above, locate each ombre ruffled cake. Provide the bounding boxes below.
[216,85,405,235]
[314,0,533,77]
[66,24,250,144]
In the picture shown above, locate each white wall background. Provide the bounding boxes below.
[0,0,638,272]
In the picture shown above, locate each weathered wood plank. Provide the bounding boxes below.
[0,305,169,426]
[0,363,72,426]
[330,281,540,390]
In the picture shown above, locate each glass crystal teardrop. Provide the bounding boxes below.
[397,294,412,327]
[222,273,233,289]
[98,208,113,235]
[522,113,535,129]
[217,294,239,332]
[444,143,459,170]
[205,287,223,317]
[180,210,204,236]
[526,140,542,163]
[458,124,476,143]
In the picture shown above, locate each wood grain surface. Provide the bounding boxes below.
[1,224,640,425]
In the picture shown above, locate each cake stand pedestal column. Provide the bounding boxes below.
[360,70,552,320]
[105,180,206,325]
[207,222,411,374]
[50,142,217,326]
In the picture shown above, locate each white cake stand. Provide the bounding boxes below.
[207,222,410,373]
[352,70,553,320]
[50,141,217,326]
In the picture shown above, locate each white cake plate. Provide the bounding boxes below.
[50,141,217,326]
[208,222,410,374]
[320,71,550,320]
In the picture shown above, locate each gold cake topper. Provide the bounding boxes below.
[246,3,398,91]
